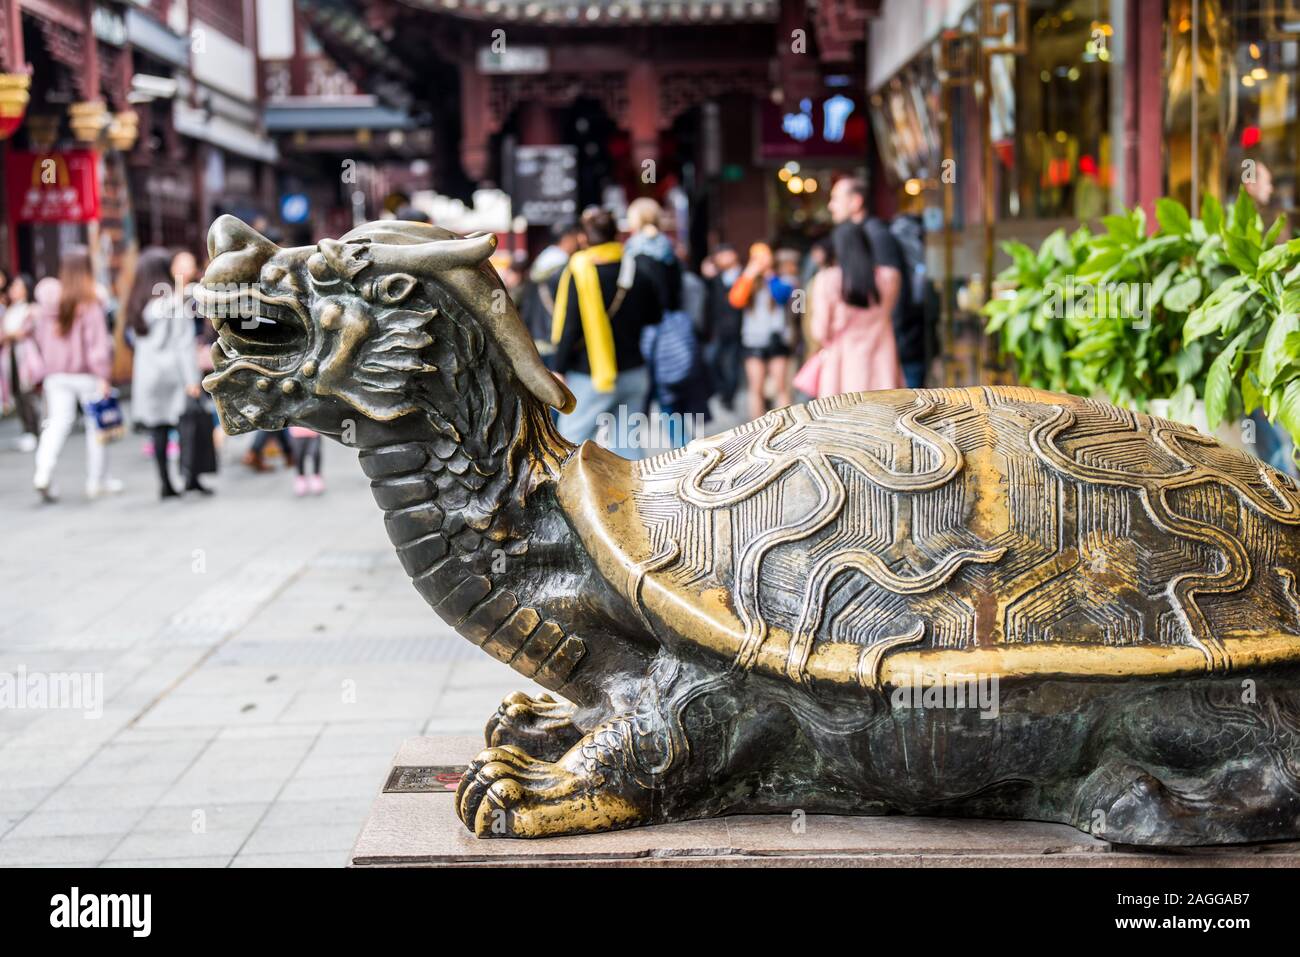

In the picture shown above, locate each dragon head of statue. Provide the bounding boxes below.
[198,215,574,445]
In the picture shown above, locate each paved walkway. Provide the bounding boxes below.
[0,401,742,866]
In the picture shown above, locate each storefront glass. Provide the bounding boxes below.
[1168,0,1299,233]
[1016,0,1115,221]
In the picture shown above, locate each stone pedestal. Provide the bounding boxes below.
[349,736,1300,867]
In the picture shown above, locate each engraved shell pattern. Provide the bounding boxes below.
[625,386,1300,687]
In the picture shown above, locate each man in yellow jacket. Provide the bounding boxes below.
[548,206,661,459]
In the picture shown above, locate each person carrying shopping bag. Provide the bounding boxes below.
[127,247,211,499]
[31,247,122,503]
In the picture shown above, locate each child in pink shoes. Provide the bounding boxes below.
[289,425,324,496]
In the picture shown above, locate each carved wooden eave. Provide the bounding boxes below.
[388,0,780,27]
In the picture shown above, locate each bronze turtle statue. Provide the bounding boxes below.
[199,215,1300,845]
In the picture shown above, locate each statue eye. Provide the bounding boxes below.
[307,253,336,283]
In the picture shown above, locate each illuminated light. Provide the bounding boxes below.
[1055,130,1067,143]
[1250,43,1261,59]
[1067,67,1080,81]
[1252,67,1269,80]
[1040,70,1051,82]
[778,167,792,182]
[1098,47,1110,62]
[784,161,800,173]
[788,176,805,194]
[1242,75,1256,87]
[1079,154,1098,176]
[804,178,817,193]
[904,178,923,196]
[1178,16,1190,31]
[1242,125,1262,149]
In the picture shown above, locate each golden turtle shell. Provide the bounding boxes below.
[558,386,1300,691]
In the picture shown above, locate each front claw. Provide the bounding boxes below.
[455,732,651,838]
[484,691,583,761]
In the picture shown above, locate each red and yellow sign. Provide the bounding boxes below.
[4,150,101,223]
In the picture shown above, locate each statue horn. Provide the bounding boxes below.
[378,232,502,272]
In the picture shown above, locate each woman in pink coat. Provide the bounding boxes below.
[30,247,121,502]
[794,228,904,400]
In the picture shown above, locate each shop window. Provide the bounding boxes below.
[1169,0,1299,233]
[1012,0,1115,221]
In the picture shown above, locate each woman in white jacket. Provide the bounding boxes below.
[128,248,203,499]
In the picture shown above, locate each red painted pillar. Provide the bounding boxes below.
[1,0,24,71]
[1127,0,1164,221]
[627,60,660,190]
[460,67,491,182]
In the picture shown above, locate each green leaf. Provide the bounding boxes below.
[1041,333,1063,373]
[1162,276,1203,313]
[1185,291,1251,342]
[1103,214,1139,244]
[1168,382,1197,424]
[1039,229,1072,269]
[1259,312,1300,388]
[1265,215,1286,248]
[1258,242,1290,277]
[1204,350,1232,428]
[1242,369,1263,414]
[1079,247,1123,276]
[1203,321,1258,427]
[1172,340,1203,385]
[1230,189,1257,237]
[1155,198,1192,237]
[1271,380,1300,447]
[1149,261,1179,308]
[1224,233,1261,274]
[1202,193,1223,235]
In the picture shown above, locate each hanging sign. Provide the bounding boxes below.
[5,150,102,223]
[758,94,867,162]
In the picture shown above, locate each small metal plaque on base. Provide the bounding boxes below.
[383,765,464,794]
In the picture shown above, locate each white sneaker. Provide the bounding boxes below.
[15,433,37,452]
[86,477,124,499]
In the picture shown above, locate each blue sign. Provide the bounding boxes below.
[280,193,310,224]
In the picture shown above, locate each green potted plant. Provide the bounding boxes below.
[983,192,1300,456]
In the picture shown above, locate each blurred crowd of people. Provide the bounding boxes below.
[500,175,933,458]
[1,176,932,500]
[0,231,323,504]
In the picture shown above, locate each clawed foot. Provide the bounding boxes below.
[484,691,583,761]
[1074,762,1212,844]
[456,728,650,838]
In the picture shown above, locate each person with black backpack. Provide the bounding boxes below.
[827,177,927,388]
[890,212,938,389]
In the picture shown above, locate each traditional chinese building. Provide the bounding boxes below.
[0,0,280,280]
[299,0,878,253]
